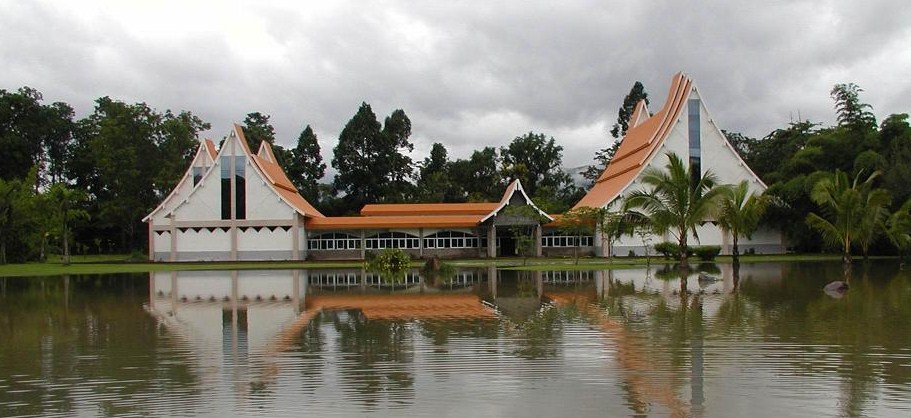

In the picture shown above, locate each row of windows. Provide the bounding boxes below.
[309,232,594,250]
[309,231,484,250]
[541,235,594,247]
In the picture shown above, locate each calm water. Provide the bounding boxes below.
[1,262,910,417]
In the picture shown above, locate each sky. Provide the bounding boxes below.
[2,0,910,176]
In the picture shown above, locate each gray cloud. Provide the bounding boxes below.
[1,0,909,177]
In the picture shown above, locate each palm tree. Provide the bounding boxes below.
[805,170,890,266]
[717,180,768,265]
[624,152,730,268]
[885,198,911,261]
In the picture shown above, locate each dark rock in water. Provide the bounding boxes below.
[824,281,849,298]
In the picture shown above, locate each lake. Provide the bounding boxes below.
[1,262,910,417]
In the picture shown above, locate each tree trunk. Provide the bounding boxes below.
[731,236,740,265]
[678,232,689,270]
[63,224,70,266]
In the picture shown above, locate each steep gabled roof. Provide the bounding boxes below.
[236,128,324,218]
[204,139,217,160]
[573,72,692,209]
[360,203,499,217]
[143,139,215,222]
[480,179,554,223]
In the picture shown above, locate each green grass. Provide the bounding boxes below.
[0,253,874,278]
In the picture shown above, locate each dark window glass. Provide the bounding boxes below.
[193,167,204,186]
[688,99,701,181]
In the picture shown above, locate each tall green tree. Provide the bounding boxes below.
[610,81,649,139]
[69,97,208,252]
[831,83,876,130]
[582,82,649,185]
[285,125,326,203]
[45,183,89,265]
[0,171,41,263]
[0,87,75,185]
[624,152,729,267]
[717,181,768,264]
[241,112,276,151]
[449,147,501,201]
[500,132,572,201]
[415,142,462,202]
[805,170,890,265]
[332,103,414,212]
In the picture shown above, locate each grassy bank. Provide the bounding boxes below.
[0,253,865,278]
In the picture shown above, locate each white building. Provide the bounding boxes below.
[575,72,783,255]
[144,125,324,261]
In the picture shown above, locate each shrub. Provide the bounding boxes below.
[367,248,412,282]
[693,245,721,261]
[653,242,694,259]
[654,242,678,259]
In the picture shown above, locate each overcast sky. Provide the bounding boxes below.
[2,0,909,175]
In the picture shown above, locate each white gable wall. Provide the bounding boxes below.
[148,144,215,225]
[607,84,783,256]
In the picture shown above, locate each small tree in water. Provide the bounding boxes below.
[366,248,412,284]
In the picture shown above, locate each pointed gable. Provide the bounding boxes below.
[251,140,325,218]
[143,139,216,222]
[573,72,692,209]
[573,72,767,210]
[628,100,650,130]
[480,179,554,222]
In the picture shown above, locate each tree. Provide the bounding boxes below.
[831,83,876,130]
[624,152,730,268]
[500,132,572,200]
[415,142,462,202]
[717,181,768,264]
[45,183,89,265]
[0,87,75,186]
[332,103,414,212]
[241,112,276,151]
[610,81,649,139]
[450,147,501,201]
[583,82,649,185]
[886,198,911,259]
[69,97,208,252]
[805,170,890,266]
[557,206,599,263]
[285,125,326,203]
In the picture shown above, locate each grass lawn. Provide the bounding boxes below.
[0,253,863,278]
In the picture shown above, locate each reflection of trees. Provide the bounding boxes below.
[504,304,578,359]
[418,319,498,346]
[0,275,200,417]
[329,310,415,409]
[800,265,911,416]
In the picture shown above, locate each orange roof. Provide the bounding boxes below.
[361,203,499,216]
[307,214,483,229]
[573,72,692,209]
[233,127,324,218]
[204,139,218,159]
[307,294,496,320]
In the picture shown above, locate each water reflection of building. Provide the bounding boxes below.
[146,270,308,371]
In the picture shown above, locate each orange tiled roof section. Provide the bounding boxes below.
[573,73,692,210]
[204,139,218,159]
[307,214,483,229]
[307,294,496,320]
[236,127,324,218]
[360,203,499,217]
